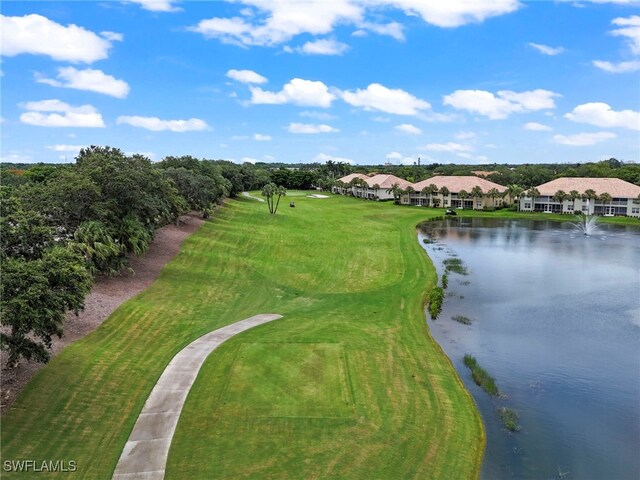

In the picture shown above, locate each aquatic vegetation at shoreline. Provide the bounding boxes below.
[498,407,521,432]
[428,286,444,320]
[463,354,499,396]
[452,315,472,325]
[444,258,469,275]
[441,273,449,289]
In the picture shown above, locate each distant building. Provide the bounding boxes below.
[406,176,508,209]
[334,173,411,200]
[519,177,640,217]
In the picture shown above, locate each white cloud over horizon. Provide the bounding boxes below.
[553,131,616,146]
[528,42,565,55]
[524,122,552,131]
[20,99,105,128]
[565,102,640,130]
[592,59,640,73]
[395,123,422,135]
[342,83,431,115]
[226,69,268,84]
[297,38,349,55]
[250,78,336,107]
[116,115,210,132]
[288,122,339,134]
[1,14,116,63]
[188,0,521,48]
[35,67,130,98]
[443,89,559,119]
[129,0,181,12]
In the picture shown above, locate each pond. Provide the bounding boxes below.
[419,218,640,480]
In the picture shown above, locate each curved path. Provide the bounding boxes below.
[112,314,282,480]
[241,191,265,202]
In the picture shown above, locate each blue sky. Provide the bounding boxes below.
[1,0,639,166]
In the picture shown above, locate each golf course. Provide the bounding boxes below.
[1,193,484,479]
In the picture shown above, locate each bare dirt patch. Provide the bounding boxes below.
[1,213,204,413]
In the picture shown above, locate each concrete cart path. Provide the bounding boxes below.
[241,191,265,202]
[112,314,283,480]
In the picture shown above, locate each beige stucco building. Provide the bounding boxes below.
[403,176,509,209]
[519,177,640,217]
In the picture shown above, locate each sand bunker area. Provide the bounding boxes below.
[0,213,205,413]
[307,194,329,198]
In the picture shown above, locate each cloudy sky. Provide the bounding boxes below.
[1,0,639,165]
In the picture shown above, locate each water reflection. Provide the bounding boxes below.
[420,218,640,480]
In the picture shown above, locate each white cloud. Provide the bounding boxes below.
[565,102,639,131]
[189,1,362,46]
[1,152,33,163]
[524,122,552,131]
[250,78,336,107]
[298,38,349,55]
[300,110,336,120]
[226,69,268,84]
[423,142,474,153]
[129,0,181,12]
[263,154,276,161]
[253,133,272,141]
[189,0,519,47]
[342,83,431,115]
[611,15,640,55]
[528,42,564,55]
[36,67,130,98]
[359,21,405,41]
[46,144,86,152]
[395,123,422,135]
[288,122,339,134]
[241,156,259,163]
[101,31,124,42]
[553,132,616,146]
[592,16,640,73]
[386,151,403,159]
[592,60,640,73]
[313,152,354,164]
[1,14,115,63]
[375,0,521,28]
[116,115,209,132]
[443,89,559,119]
[20,99,105,128]
[455,131,476,139]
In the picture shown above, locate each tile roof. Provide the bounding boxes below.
[535,177,640,198]
[412,176,507,193]
[337,173,369,183]
[364,174,412,189]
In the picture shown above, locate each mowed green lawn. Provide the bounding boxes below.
[1,193,484,479]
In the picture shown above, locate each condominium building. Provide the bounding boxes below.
[404,176,509,209]
[519,177,640,217]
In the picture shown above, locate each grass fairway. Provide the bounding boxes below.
[1,193,484,479]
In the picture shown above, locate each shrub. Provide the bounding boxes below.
[428,286,444,320]
[441,273,448,289]
[463,354,499,396]
[498,407,521,432]
[444,258,469,275]
[452,315,471,325]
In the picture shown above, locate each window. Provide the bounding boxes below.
[632,207,640,214]
[524,202,531,209]
[476,201,482,208]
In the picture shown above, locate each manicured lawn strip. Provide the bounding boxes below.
[2,193,484,479]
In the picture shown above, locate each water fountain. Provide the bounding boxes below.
[573,214,600,236]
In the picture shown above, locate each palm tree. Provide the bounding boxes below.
[506,184,524,207]
[386,183,403,204]
[439,186,450,208]
[349,177,360,197]
[569,190,580,213]
[599,192,612,215]
[487,188,501,207]
[582,189,597,214]
[471,186,483,209]
[421,186,432,206]
[428,184,439,206]
[526,187,540,211]
[372,183,380,200]
[404,185,416,204]
[273,185,287,214]
[552,189,568,213]
[458,189,469,209]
